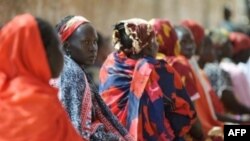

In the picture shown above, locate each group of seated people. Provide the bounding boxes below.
[1,13,250,141]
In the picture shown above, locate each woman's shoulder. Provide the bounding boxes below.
[60,56,85,83]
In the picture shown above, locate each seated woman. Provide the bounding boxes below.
[200,31,250,120]
[150,19,224,140]
[99,18,195,141]
[55,16,133,141]
[0,14,83,141]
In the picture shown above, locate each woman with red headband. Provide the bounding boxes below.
[0,14,83,141]
[55,15,133,141]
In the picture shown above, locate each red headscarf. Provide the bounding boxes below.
[181,19,205,48]
[0,14,83,141]
[150,18,180,56]
[58,16,89,42]
[229,32,250,54]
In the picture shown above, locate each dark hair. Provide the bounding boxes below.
[114,22,133,50]
[97,32,104,48]
[174,25,189,34]
[35,17,56,50]
[55,15,75,33]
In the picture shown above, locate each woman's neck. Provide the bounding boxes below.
[198,59,206,69]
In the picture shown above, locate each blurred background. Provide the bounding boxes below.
[1,0,250,36]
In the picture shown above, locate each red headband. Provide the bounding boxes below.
[59,16,89,42]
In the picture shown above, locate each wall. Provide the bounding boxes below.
[0,0,246,36]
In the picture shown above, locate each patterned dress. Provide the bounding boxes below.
[58,55,134,141]
[100,52,196,141]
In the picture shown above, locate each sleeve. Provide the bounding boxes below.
[217,70,234,97]
[173,62,200,101]
[59,66,86,135]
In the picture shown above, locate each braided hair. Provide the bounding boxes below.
[55,15,75,33]
[113,23,133,52]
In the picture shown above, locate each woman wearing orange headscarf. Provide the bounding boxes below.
[0,14,83,141]
[150,19,224,140]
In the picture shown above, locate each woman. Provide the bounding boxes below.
[0,14,83,141]
[219,31,250,109]
[181,19,205,55]
[202,31,250,116]
[56,15,133,141]
[150,19,200,101]
[100,18,195,141]
[151,19,224,139]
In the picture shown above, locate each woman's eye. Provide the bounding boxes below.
[84,40,91,45]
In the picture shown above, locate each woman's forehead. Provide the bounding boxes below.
[72,24,97,39]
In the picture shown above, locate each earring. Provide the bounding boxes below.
[66,48,71,58]
[64,42,71,58]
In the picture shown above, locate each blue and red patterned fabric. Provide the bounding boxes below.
[99,51,196,140]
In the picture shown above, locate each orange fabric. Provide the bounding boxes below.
[181,19,205,48]
[194,74,223,135]
[0,14,83,141]
[201,71,225,114]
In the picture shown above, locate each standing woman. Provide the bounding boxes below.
[0,14,83,141]
[100,18,195,141]
[56,15,133,141]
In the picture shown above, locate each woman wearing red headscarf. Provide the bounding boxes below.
[150,19,224,140]
[221,32,250,109]
[0,14,83,141]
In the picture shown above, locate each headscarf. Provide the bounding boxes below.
[229,32,250,54]
[181,19,205,48]
[208,28,230,46]
[0,14,83,141]
[58,16,89,42]
[150,18,180,56]
[150,19,200,101]
[113,18,155,54]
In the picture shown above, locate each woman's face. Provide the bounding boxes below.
[66,23,98,66]
[176,27,196,59]
[142,37,159,58]
[216,40,233,59]
[199,37,216,63]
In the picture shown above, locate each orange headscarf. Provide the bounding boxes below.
[181,19,205,48]
[149,18,180,56]
[229,32,250,55]
[0,14,83,141]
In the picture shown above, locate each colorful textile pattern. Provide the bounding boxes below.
[150,19,180,56]
[58,16,89,42]
[166,56,201,101]
[204,62,233,98]
[59,56,134,141]
[100,52,196,140]
[150,19,199,101]
[99,52,137,126]
[229,32,250,54]
[181,19,205,48]
[113,18,155,54]
[0,14,83,141]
